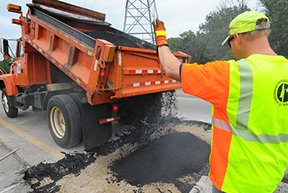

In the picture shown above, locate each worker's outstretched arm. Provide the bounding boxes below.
[158,46,182,81]
[153,19,182,81]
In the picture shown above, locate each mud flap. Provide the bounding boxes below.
[81,99,112,151]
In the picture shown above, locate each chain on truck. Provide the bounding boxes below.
[0,0,190,150]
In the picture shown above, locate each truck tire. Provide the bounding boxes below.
[69,92,85,113]
[47,95,82,148]
[1,89,18,118]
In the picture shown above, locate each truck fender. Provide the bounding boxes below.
[0,74,18,95]
[81,98,112,151]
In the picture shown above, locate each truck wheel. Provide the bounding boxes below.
[47,95,81,148]
[1,89,18,118]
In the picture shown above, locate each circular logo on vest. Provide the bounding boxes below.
[274,80,288,106]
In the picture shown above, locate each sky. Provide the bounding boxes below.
[0,0,261,58]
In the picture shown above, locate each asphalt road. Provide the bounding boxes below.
[0,110,83,193]
[176,90,211,123]
[0,90,211,193]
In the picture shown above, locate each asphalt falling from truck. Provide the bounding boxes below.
[23,92,212,193]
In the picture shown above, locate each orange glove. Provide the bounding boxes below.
[153,19,168,47]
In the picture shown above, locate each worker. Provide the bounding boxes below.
[0,53,13,74]
[153,11,288,193]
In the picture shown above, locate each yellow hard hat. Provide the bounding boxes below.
[221,11,270,46]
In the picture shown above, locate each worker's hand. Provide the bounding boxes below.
[153,19,168,47]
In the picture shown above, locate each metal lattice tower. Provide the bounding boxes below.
[123,0,158,44]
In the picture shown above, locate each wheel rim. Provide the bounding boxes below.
[50,106,66,139]
[2,93,9,113]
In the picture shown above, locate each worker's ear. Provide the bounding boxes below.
[233,34,242,46]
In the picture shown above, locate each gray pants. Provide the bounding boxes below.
[212,185,225,193]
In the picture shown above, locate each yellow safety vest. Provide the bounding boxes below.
[213,55,288,193]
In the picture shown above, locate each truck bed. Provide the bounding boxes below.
[30,4,156,50]
[19,2,188,105]
[84,28,156,49]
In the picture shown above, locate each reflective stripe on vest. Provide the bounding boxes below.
[213,59,288,144]
[236,59,253,130]
[213,117,288,144]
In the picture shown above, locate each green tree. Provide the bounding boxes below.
[168,30,208,63]
[168,3,250,63]
[259,0,288,56]
[198,5,250,61]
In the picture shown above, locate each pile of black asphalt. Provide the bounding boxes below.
[109,131,210,192]
[23,152,96,193]
[23,118,211,193]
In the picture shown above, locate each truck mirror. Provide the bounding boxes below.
[0,39,2,54]
[2,39,10,57]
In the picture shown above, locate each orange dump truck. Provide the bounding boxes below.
[1,0,190,150]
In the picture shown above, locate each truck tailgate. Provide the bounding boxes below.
[111,47,181,99]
